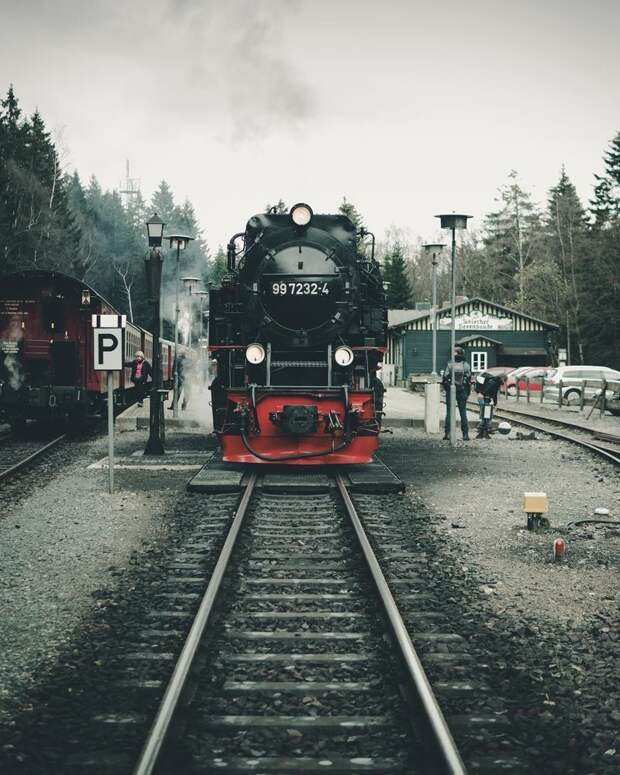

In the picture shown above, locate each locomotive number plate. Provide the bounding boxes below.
[271,281,329,296]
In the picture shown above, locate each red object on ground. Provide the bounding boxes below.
[220,389,379,465]
[553,537,567,561]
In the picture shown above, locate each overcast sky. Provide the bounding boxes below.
[1,0,619,249]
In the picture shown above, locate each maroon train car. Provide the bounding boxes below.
[0,270,175,427]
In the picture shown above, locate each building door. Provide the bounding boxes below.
[471,351,488,372]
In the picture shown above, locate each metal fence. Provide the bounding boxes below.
[502,376,620,419]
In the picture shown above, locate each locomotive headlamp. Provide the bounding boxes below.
[334,346,354,367]
[290,203,313,227]
[246,343,266,365]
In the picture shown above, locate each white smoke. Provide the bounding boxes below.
[171,353,215,432]
[1,322,25,391]
[3,353,25,391]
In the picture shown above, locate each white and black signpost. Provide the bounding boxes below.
[92,314,126,493]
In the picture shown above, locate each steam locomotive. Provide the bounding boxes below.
[0,270,179,428]
[209,203,387,464]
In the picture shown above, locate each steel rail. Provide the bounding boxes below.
[133,471,258,775]
[493,408,620,466]
[335,474,467,775]
[493,402,619,439]
[0,434,67,483]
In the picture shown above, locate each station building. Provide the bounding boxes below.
[384,297,558,386]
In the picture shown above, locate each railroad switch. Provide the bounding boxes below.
[523,491,549,530]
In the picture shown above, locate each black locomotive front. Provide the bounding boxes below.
[209,203,387,464]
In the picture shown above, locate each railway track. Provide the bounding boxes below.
[129,472,468,775]
[491,404,620,466]
[0,432,67,483]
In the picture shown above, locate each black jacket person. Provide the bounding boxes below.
[441,347,471,440]
[474,371,506,438]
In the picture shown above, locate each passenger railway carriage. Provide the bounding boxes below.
[0,270,178,427]
[208,203,387,465]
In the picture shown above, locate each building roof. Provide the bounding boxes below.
[387,309,428,327]
[457,334,504,347]
[388,297,559,330]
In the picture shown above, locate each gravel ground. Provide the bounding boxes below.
[379,428,619,774]
[0,429,213,725]
[1,424,617,774]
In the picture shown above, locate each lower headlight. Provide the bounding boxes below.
[246,343,266,364]
[334,346,354,367]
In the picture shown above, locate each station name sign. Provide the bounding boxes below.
[439,311,513,331]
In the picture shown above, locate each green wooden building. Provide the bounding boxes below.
[385,298,558,384]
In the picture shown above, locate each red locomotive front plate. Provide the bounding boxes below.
[220,389,379,465]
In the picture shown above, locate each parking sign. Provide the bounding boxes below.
[94,328,124,371]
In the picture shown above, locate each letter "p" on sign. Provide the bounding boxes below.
[94,328,124,371]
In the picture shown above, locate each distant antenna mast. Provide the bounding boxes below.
[119,159,140,209]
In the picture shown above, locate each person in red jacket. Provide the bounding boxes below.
[125,351,152,407]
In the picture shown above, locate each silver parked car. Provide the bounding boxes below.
[544,365,620,404]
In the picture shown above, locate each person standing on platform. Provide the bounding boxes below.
[474,371,506,439]
[126,350,152,407]
[441,346,471,441]
[169,351,192,411]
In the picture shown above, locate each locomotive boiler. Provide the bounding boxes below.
[208,203,387,464]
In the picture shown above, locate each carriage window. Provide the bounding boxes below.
[471,351,487,372]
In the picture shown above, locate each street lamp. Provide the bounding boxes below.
[144,214,166,455]
[166,234,195,418]
[422,243,446,378]
[435,213,472,447]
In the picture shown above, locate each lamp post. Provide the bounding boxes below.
[422,243,446,378]
[435,214,472,447]
[181,276,200,347]
[144,214,165,455]
[167,234,195,417]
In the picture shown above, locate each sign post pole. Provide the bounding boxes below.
[92,314,126,494]
[107,371,114,494]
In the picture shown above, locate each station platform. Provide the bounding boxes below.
[383,386,479,429]
[116,387,213,433]
[116,387,482,434]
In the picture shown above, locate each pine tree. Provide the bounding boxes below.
[383,242,414,308]
[589,174,614,227]
[264,199,287,214]
[150,180,176,225]
[535,168,588,362]
[588,131,620,227]
[482,170,542,308]
[209,246,228,287]
[578,222,620,368]
[0,87,79,274]
[338,197,364,230]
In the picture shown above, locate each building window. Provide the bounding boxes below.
[471,351,487,372]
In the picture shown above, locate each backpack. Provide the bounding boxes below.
[475,372,492,394]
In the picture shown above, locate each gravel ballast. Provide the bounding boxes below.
[0,422,618,774]
[0,430,212,722]
[379,428,619,774]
